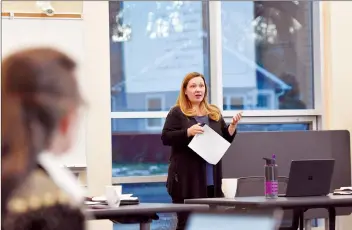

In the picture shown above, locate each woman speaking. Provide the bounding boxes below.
[161,72,242,230]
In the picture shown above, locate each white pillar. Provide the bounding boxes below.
[83,1,112,230]
[322,2,352,230]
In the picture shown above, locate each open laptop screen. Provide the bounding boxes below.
[186,211,281,230]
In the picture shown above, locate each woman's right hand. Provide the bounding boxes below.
[187,123,204,137]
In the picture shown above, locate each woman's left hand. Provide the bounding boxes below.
[231,112,243,126]
[228,112,242,136]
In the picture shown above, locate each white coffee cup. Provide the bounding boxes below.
[221,178,238,199]
[105,185,122,207]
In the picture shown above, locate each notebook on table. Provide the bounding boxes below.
[85,194,139,208]
[333,187,352,195]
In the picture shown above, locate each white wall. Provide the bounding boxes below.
[323,2,352,134]
[82,2,112,230]
[322,2,352,230]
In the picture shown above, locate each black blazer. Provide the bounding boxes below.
[161,106,237,199]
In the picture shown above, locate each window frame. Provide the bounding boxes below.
[109,1,323,184]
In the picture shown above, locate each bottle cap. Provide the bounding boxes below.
[263,157,273,165]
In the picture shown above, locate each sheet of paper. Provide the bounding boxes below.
[85,201,102,205]
[188,124,231,165]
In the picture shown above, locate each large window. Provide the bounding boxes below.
[221,1,314,110]
[109,1,210,112]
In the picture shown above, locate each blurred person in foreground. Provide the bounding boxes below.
[161,72,242,230]
[1,47,86,230]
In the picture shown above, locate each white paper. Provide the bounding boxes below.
[85,201,102,205]
[188,124,231,165]
[340,187,352,191]
[92,194,134,202]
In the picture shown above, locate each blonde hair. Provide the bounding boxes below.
[175,72,221,121]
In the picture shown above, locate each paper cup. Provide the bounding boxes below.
[105,185,122,207]
[221,178,238,198]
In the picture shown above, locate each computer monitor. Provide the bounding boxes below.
[186,209,283,230]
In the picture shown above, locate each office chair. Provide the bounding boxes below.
[226,176,300,230]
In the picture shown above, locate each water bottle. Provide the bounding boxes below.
[263,154,278,199]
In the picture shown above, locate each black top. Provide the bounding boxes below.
[194,115,214,186]
[161,106,237,199]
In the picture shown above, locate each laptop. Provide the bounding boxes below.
[279,159,335,197]
[186,209,283,230]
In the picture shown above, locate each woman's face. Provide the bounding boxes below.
[185,76,206,105]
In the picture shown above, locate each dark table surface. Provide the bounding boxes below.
[86,203,209,220]
[185,195,352,209]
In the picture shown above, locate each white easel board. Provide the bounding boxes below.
[1,17,87,168]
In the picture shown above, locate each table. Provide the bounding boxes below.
[86,203,209,230]
[185,195,352,230]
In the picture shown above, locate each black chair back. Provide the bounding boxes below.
[233,176,297,230]
[236,176,288,197]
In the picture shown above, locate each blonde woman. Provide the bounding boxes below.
[161,72,242,230]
